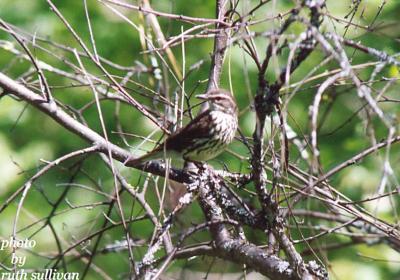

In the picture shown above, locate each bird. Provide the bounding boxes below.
[131,89,238,165]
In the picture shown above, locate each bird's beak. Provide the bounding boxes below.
[196,94,209,100]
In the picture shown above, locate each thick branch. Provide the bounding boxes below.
[206,0,230,92]
[197,174,302,280]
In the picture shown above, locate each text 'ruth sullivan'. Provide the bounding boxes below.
[0,269,79,280]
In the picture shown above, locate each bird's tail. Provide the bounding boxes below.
[127,148,163,166]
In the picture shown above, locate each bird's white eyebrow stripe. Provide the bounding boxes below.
[208,93,233,99]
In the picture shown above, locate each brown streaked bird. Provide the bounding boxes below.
[131,89,238,165]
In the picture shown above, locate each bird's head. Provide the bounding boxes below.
[196,89,238,115]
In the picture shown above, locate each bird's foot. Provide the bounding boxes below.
[192,161,207,171]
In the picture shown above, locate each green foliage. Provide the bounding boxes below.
[0,0,399,279]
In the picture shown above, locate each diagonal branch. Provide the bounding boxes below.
[0,72,191,183]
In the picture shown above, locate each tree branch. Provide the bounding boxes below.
[0,72,191,183]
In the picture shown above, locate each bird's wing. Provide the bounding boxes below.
[164,110,213,153]
[129,110,212,165]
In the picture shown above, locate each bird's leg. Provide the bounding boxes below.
[184,161,207,173]
[193,161,206,170]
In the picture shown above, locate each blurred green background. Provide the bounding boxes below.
[0,0,400,279]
